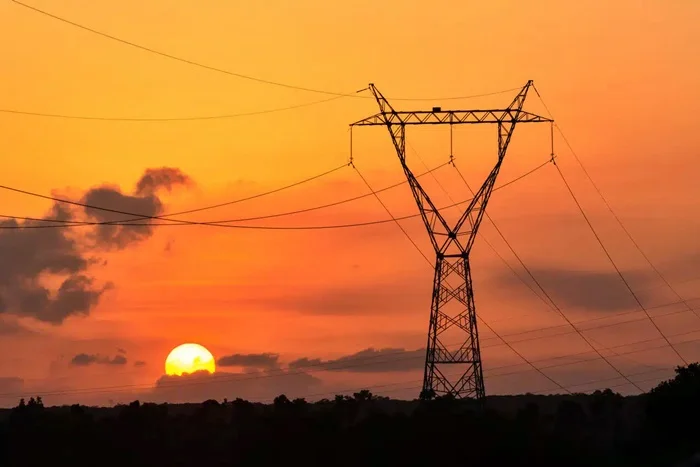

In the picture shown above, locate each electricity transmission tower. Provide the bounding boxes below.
[350,80,552,399]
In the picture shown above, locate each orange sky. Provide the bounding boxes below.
[0,0,699,406]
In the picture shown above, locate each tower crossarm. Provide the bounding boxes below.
[350,109,551,127]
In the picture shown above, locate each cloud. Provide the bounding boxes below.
[151,369,322,403]
[135,167,192,196]
[134,360,146,367]
[217,353,280,369]
[82,167,191,250]
[7,275,109,325]
[0,167,192,325]
[289,347,425,373]
[245,280,431,315]
[111,355,127,365]
[81,187,163,249]
[71,353,128,366]
[0,203,108,324]
[493,266,662,312]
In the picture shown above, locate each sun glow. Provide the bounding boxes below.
[165,343,216,376]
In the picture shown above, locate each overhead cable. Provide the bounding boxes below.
[0,163,349,226]
[532,85,700,323]
[553,161,689,365]
[0,158,551,230]
[10,0,519,102]
[452,161,644,391]
[0,162,449,227]
[0,95,347,121]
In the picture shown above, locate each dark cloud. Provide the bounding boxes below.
[134,360,146,367]
[81,168,191,250]
[111,355,127,365]
[246,281,431,315]
[289,347,425,373]
[71,353,128,366]
[0,203,107,324]
[9,275,108,325]
[135,167,192,196]
[71,354,98,366]
[0,204,85,285]
[493,266,662,312]
[81,187,163,249]
[217,353,280,369]
[152,369,322,403]
[0,167,191,325]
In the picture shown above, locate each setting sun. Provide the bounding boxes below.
[165,343,216,376]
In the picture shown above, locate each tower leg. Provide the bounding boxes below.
[422,255,485,399]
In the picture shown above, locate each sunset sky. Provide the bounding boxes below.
[1,0,699,407]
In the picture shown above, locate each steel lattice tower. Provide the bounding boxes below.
[350,81,552,399]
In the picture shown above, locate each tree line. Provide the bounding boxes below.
[2,364,700,466]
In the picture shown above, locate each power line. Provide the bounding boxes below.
[9,0,353,98]
[480,301,700,349]
[553,161,689,366]
[532,85,700,323]
[0,216,397,231]
[0,158,552,230]
[123,161,451,224]
[10,0,519,103]
[485,276,700,328]
[451,161,644,392]
[352,163,432,265]
[0,163,349,226]
[0,95,347,121]
[0,161,450,227]
[0,87,522,122]
[528,368,669,396]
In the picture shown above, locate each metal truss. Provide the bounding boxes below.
[350,80,552,400]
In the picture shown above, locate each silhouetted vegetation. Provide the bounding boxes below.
[2,365,700,466]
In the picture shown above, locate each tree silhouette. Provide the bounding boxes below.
[2,368,700,466]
